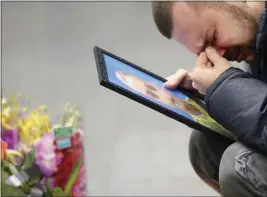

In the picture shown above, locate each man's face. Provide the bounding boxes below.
[171,2,259,63]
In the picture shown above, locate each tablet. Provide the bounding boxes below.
[93,46,234,140]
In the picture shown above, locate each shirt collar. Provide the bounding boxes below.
[256,2,267,53]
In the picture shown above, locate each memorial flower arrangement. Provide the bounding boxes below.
[1,94,87,197]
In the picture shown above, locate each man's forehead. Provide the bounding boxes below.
[171,2,208,54]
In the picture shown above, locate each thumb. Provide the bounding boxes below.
[205,47,222,64]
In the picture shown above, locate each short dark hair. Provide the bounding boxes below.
[151,2,212,39]
[151,2,246,40]
[151,1,174,39]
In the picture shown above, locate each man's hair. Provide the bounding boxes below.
[151,1,209,39]
[151,2,217,39]
[151,2,252,39]
[151,1,174,39]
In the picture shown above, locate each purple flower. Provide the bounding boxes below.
[35,132,63,177]
[1,127,19,149]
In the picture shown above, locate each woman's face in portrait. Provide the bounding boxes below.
[116,71,174,104]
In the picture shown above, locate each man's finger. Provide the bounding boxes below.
[190,68,202,83]
[180,77,194,90]
[207,60,213,68]
[192,81,198,90]
[192,81,206,95]
[190,68,208,84]
[196,52,208,68]
[164,69,188,89]
[205,47,222,64]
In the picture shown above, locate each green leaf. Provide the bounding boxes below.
[64,158,82,196]
[21,148,36,170]
[20,183,31,194]
[27,176,42,186]
[7,162,19,175]
[46,179,52,192]
[2,169,9,181]
[1,170,26,196]
[52,187,66,197]
[3,163,33,195]
[43,178,54,197]
[1,160,12,173]
[44,191,53,197]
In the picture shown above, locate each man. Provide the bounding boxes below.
[151,1,267,197]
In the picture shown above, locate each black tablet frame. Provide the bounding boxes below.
[93,46,221,136]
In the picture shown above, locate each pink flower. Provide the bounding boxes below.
[35,132,63,177]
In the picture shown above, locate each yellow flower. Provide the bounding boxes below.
[2,116,13,130]
[17,106,51,146]
[1,97,20,130]
[1,96,52,147]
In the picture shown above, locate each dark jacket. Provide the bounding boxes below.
[205,3,267,154]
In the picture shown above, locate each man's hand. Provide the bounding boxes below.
[164,69,194,90]
[190,47,231,95]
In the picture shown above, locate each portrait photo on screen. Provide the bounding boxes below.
[94,47,234,140]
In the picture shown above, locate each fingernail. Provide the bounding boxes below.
[163,84,169,89]
[164,81,172,87]
[164,81,174,88]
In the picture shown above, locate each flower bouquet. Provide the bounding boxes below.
[1,94,87,197]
